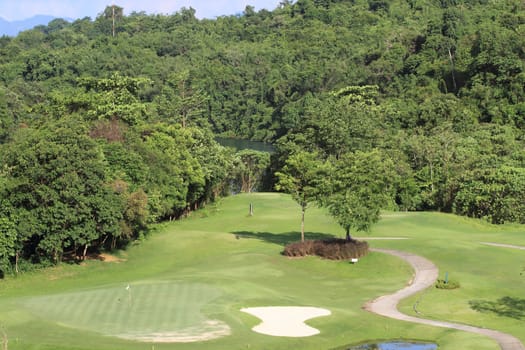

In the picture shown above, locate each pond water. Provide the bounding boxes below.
[215,137,275,153]
[344,341,437,350]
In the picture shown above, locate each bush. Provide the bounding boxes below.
[283,240,315,257]
[435,279,460,289]
[283,238,369,260]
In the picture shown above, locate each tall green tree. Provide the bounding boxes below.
[275,151,327,242]
[155,70,209,128]
[1,119,124,262]
[453,166,525,224]
[323,150,394,240]
[77,72,152,125]
[0,88,15,143]
[299,86,382,157]
[0,217,17,277]
[96,5,124,37]
[134,124,205,219]
[232,150,270,193]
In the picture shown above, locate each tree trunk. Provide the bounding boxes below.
[112,5,116,37]
[301,205,305,242]
[82,244,89,261]
[448,47,457,92]
[241,175,248,193]
[100,234,109,248]
[345,228,352,242]
[429,162,434,193]
[15,251,19,274]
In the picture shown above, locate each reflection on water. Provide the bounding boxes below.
[344,341,437,350]
[215,137,275,153]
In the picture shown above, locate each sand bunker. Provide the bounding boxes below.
[480,242,525,250]
[354,237,409,240]
[115,320,230,343]
[241,306,331,337]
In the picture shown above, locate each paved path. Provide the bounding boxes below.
[480,242,525,250]
[364,248,524,350]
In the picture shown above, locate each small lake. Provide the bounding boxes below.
[342,341,437,350]
[215,137,275,153]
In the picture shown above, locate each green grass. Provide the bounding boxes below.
[21,282,228,342]
[0,193,524,349]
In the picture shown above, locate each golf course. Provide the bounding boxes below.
[0,193,524,349]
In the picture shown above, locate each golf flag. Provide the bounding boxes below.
[126,284,130,290]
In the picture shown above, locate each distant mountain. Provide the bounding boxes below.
[0,15,70,37]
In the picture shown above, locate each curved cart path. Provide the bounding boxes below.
[364,248,524,350]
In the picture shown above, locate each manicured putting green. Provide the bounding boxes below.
[22,281,230,342]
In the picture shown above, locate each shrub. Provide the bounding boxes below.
[283,240,315,257]
[283,238,369,260]
[435,279,460,289]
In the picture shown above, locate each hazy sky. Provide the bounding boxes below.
[0,0,285,21]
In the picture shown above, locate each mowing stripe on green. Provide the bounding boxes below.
[22,281,230,342]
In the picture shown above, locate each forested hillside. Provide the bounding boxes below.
[1,0,524,273]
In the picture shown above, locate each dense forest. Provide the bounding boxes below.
[0,0,524,274]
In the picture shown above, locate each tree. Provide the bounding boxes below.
[453,166,525,224]
[185,128,233,202]
[232,150,270,193]
[96,5,124,37]
[300,86,382,157]
[134,123,206,219]
[0,87,15,143]
[155,70,208,128]
[0,217,17,277]
[77,72,152,126]
[323,150,394,240]
[275,151,327,242]
[1,119,124,263]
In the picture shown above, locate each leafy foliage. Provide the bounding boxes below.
[453,166,525,224]
[1,0,524,272]
[0,217,17,275]
[231,150,270,193]
[1,119,124,263]
[323,150,396,239]
[435,279,460,290]
[275,151,328,241]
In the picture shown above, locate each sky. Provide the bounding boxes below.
[0,0,285,21]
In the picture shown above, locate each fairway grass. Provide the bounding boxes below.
[0,193,524,350]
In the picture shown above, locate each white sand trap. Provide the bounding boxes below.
[354,237,409,240]
[480,242,525,250]
[115,320,231,343]
[241,306,331,337]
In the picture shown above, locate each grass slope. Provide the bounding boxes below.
[0,193,523,349]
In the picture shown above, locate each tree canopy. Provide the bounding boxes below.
[1,0,524,274]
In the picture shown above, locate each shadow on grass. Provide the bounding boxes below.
[232,231,336,246]
[469,296,525,320]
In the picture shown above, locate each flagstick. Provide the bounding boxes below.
[126,284,132,306]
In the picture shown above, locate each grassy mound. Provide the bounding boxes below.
[283,238,369,260]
